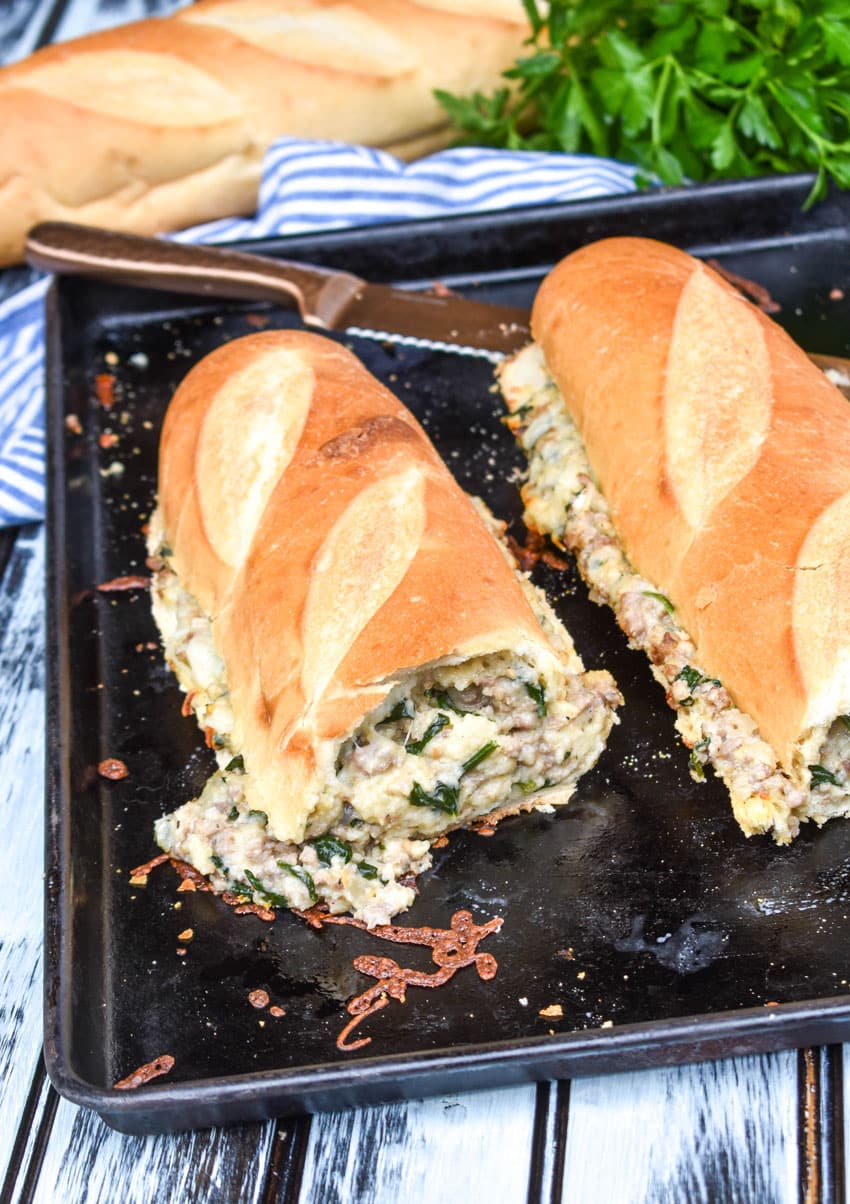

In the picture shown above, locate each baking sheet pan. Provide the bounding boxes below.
[44,175,850,1133]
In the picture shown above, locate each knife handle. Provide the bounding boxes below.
[24,222,365,329]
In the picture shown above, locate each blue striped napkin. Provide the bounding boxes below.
[0,137,637,526]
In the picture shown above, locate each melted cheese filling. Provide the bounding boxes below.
[149,505,619,924]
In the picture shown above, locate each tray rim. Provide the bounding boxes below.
[43,989,850,1134]
[43,173,850,1133]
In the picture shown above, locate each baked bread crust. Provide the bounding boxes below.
[0,0,529,265]
[530,236,850,778]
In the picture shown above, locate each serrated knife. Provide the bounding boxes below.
[24,221,850,394]
[25,221,530,362]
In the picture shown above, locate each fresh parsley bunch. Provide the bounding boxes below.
[435,0,850,205]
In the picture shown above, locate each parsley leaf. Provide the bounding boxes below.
[377,698,414,727]
[461,741,499,774]
[526,680,547,717]
[277,862,318,903]
[409,781,460,815]
[309,835,353,866]
[689,736,710,781]
[437,1,850,207]
[642,590,675,614]
[243,869,289,909]
[406,714,450,755]
[809,763,841,787]
[674,666,722,705]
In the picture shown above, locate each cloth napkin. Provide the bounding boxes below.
[0,137,637,527]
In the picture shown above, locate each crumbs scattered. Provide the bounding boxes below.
[539,1003,564,1018]
[830,288,845,301]
[65,413,82,435]
[113,1054,175,1090]
[99,432,119,449]
[94,373,116,409]
[506,528,570,573]
[96,575,150,592]
[128,853,169,885]
[98,758,128,780]
[177,928,194,942]
[226,897,275,922]
[245,987,287,1016]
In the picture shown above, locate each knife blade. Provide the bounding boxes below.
[23,222,850,397]
[25,222,530,360]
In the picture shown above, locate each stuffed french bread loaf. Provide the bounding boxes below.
[149,330,621,924]
[500,236,850,844]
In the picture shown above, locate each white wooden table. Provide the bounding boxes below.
[0,3,846,1201]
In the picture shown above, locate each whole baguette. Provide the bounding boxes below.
[0,0,528,266]
[501,236,850,842]
[149,330,620,921]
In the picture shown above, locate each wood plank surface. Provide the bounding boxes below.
[298,1086,540,1204]
[29,1101,277,1204]
[560,1054,800,1204]
[0,528,49,1189]
[4,1063,54,1203]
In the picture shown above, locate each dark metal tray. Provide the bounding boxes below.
[45,174,850,1134]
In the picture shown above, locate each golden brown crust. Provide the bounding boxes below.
[0,0,528,265]
[157,330,570,839]
[532,236,850,770]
